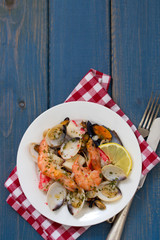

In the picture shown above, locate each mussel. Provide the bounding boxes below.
[47,182,67,211]
[87,198,106,210]
[94,199,106,210]
[92,124,112,141]
[110,130,123,146]
[87,121,112,146]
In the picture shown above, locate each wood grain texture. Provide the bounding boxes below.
[111,1,160,239]
[1,0,160,240]
[0,0,48,239]
[49,1,112,239]
[49,0,111,106]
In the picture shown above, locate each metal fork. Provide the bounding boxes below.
[106,93,160,240]
[138,93,160,138]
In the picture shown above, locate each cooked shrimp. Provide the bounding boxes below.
[38,138,78,191]
[86,138,101,170]
[72,158,102,191]
[72,138,102,191]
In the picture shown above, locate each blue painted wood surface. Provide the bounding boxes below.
[0,0,48,239]
[0,0,160,240]
[111,1,160,240]
[49,0,111,106]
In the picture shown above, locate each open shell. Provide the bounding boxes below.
[67,120,86,138]
[29,143,39,163]
[110,130,123,145]
[47,182,67,211]
[67,189,85,216]
[60,138,81,160]
[46,124,66,147]
[102,164,126,181]
[97,181,122,202]
[87,121,112,146]
[85,188,98,200]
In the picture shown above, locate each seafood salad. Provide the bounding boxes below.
[29,118,132,216]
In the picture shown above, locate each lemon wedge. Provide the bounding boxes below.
[99,143,132,176]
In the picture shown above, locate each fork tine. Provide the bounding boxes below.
[146,96,160,129]
[139,93,153,128]
[153,104,160,120]
[142,94,157,128]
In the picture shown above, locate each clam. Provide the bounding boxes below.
[67,189,85,215]
[60,137,81,160]
[85,188,98,200]
[29,143,39,163]
[97,181,122,202]
[48,148,64,165]
[47,182,67,211]
[67,120,86,138]
[62,154,85,171]
[102,164,126,181]
[46,124,66,147]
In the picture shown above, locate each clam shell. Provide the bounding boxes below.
[85,188,98,200]
[97,181,122,202]
[47,182,67,211]
[46,124,66,147]
[67,189,85,216]
[60,138,81,160]
[29,143,39,163]
[102,164,126,181]
[67,120,86,138]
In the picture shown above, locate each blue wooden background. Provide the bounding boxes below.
[0,0,160,239]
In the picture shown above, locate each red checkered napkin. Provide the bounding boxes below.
[5,69,160,240]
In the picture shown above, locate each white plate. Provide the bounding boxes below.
[17,101,142,226]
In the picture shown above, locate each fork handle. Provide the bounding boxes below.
[106,197,133,240]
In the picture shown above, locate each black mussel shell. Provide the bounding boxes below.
[87,121,95,138]
[110,130,123,146]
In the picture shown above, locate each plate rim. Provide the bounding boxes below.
[17,101,142,226]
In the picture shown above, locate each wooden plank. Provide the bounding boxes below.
[49,1,112,239]
[0,1,48,239]
[49,0,111,106]
[111,1,160,239]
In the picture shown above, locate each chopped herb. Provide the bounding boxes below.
[99,173,103,178]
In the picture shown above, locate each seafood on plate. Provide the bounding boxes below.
[29,118,132,216]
